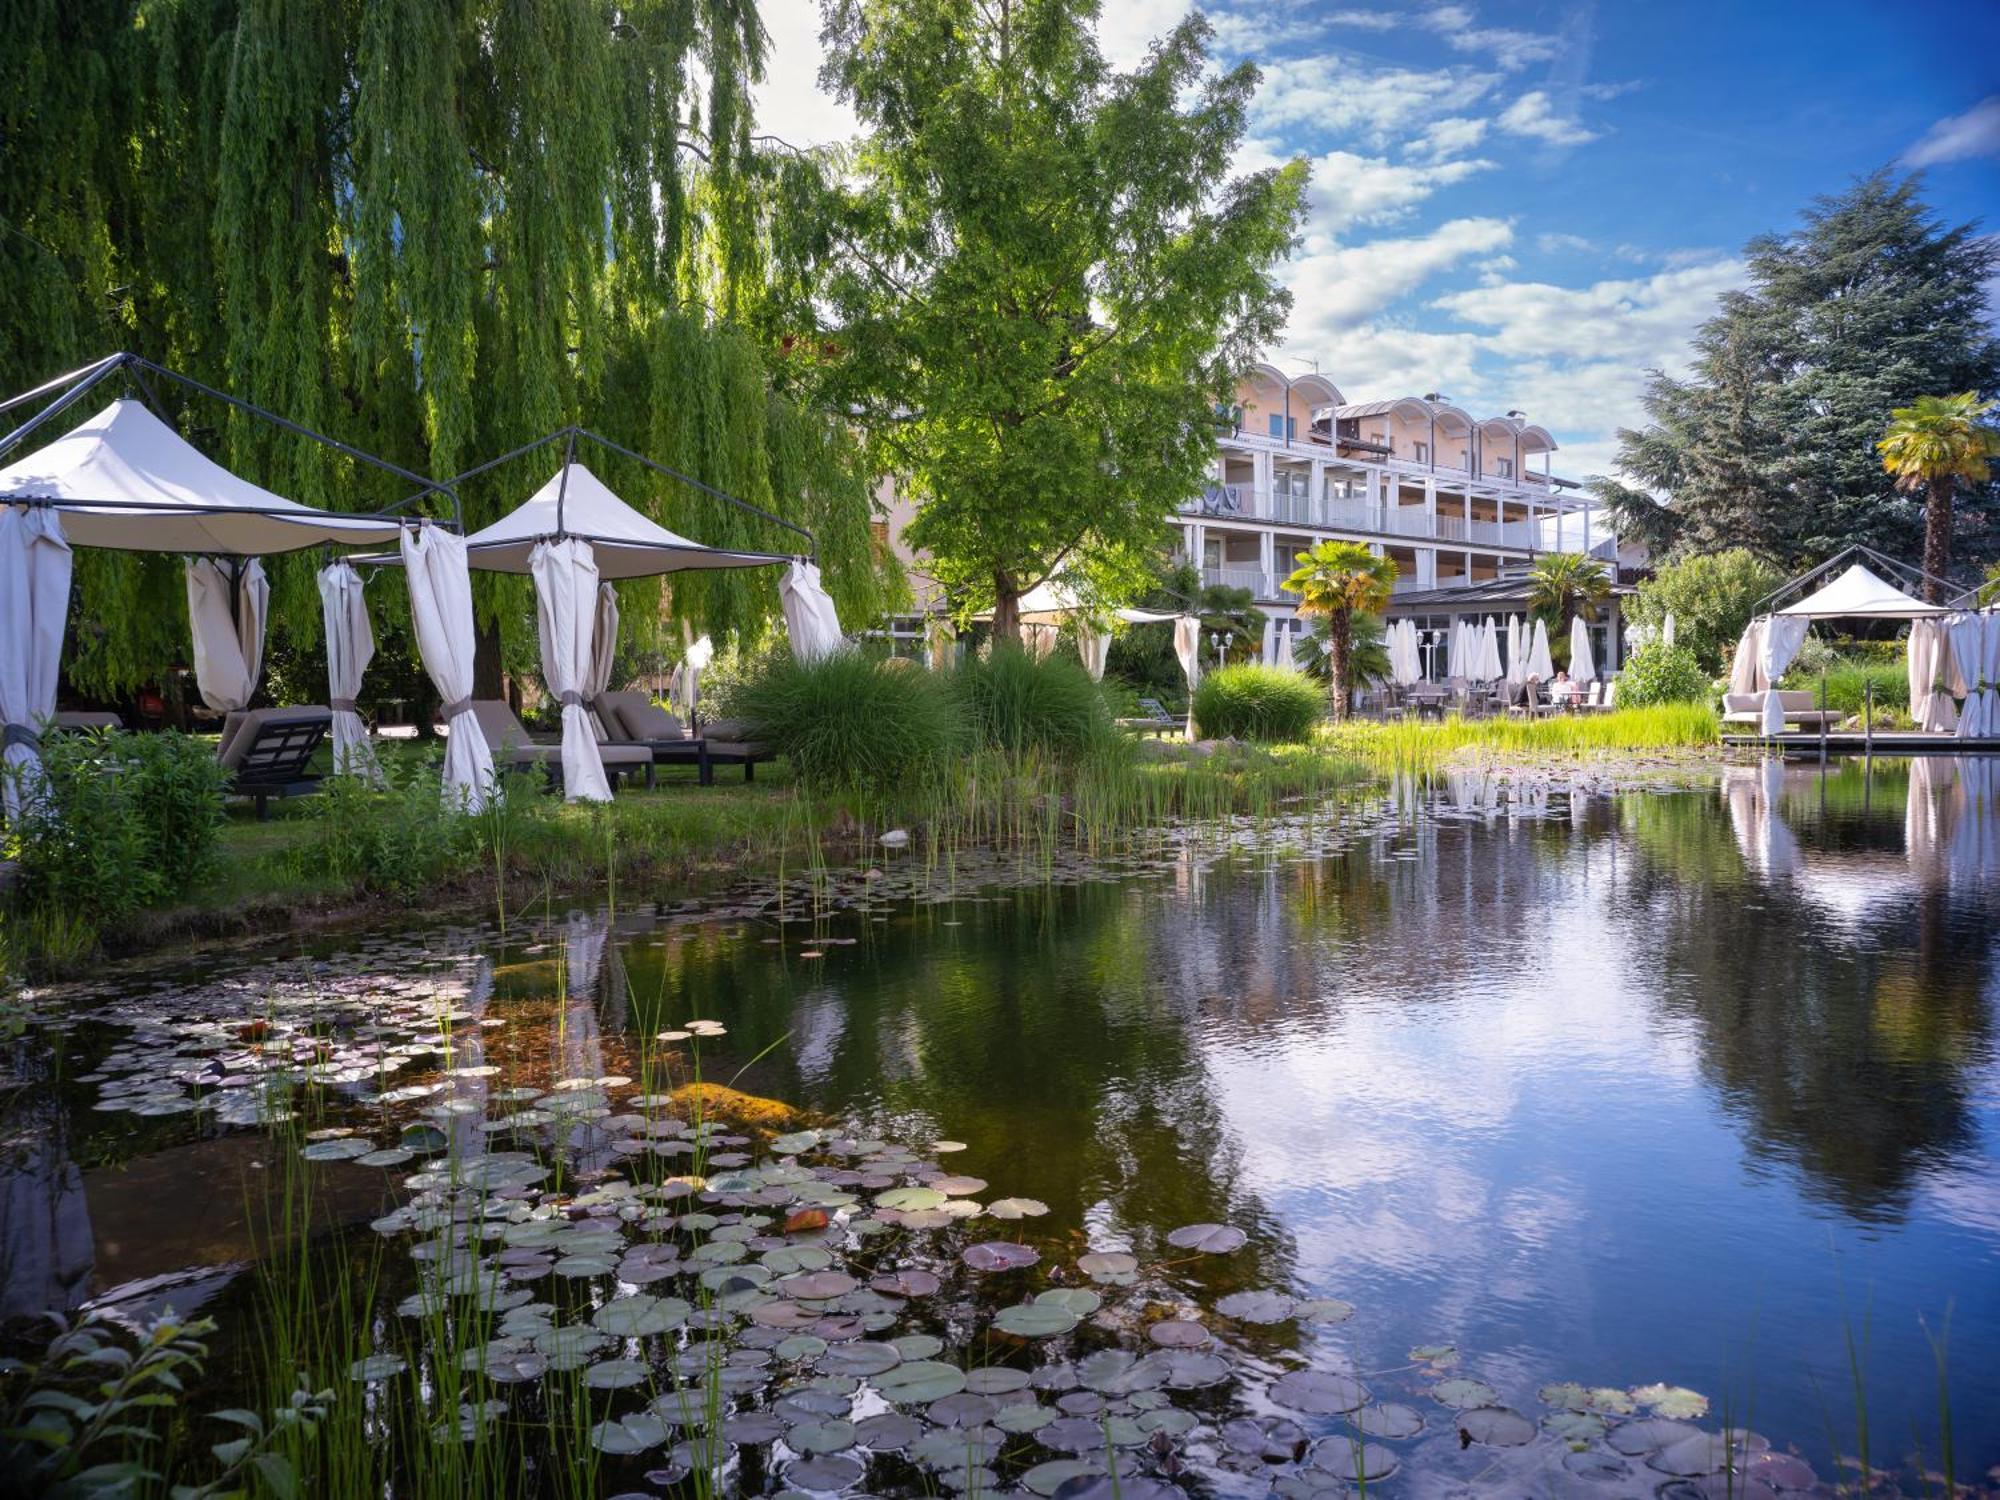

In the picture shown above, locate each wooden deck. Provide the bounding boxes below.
[1722,731,2000,755]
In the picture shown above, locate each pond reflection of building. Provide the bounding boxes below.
[1,1094,93,1321]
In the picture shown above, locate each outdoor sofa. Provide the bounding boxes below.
[1720,690,1841,731]
[593,691,713,786]
[468,700,655,790]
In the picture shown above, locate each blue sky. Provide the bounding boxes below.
[754,0,2000,481]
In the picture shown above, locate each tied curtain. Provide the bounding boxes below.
[1023,623,1059,662]
[530,537,612,803]
[586,583,620,739]
[401,524,495,809]
[317,561,383,784]
[1951,612,1998,741]
[1908,618,1959,734]
[1729,618,1766,697]
[781,560,844,661]
[184,557,269,712]
[0,506,73,820]
[1173,613,1203,739]
[1757,615,1810,734]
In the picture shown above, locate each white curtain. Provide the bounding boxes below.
[586,583,621,736]
[1906,618,1958,734]
[1079,625,1112,681]
[1757,615,1809,734]
[1964,613,2000,740]
[781,559,844,661]
[0,507,73,820]
[1173,614,1203,738]
[530,537,613,803]
[1947,613,1987,740]
[1729,618,1766,696]
[184,557,269,712]
[401,524,495,810]
[1569,614,1598,684]
[1662,613,1677,648]
[1024,623,1059,661]
[316,561,383,784]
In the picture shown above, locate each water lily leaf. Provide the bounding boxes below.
[770,1131,820,1154]
[871,1269,941,1298]
[854,1411,923,1451]
[1632,1383,1709,1420]
[302,1138,373,1162]
[1035,1289,1101,1317]
[1215,1290,1293,1323]
[962,1241,1039,1272]
[1586,1385,1637,1415]
[778,1271,858,1300]
[1076,1252,1137,1285]
[348,1355,406,1382]
[1354,1403,1424,1439]
[995,1401,1057,1434]
[1409,1342,1457,1364]
[592,1296,690,1338]
[1538,1381,1589,1409]
[1023,1460,1102,1497]
[994,1302,1078,1338]
[1433,1377,1500,1409]
[876,1186,945,1212]
[889,1334,945,1361]
[1146,1320,1207,1348]
[591,1412,669,1455]
[786,1419,857,1455]
[1458,1406,1535,1447]
[1221,1415,1309,1461]
[872,1359,966,1403]
[1164,1223,1245,1254]
[783,1454,865,1491]
[1542,1409,1607,1444]
[1605,1417,1705,1457]
[1052,1478,1185,1500]
[986,1197,1049,1219]
[356,1148,415,1168]
[1270,1370,1369,1415]
[1291,1297,1355,1324]
[816,1342,901,1378]
[584,1358,649,1390]
[1307,1436,1399,1482]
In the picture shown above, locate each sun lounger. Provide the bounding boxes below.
[695,716,779,782]
[594,690,713,786]
[1116,697,1178,736]
[52,711,125,732]
[469,699,654,789]
[218,705,332,818]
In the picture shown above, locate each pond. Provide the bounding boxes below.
[4,754,1998,1496]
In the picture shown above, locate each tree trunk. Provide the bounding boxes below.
[1923,475,1955,603]
[473,617,504,700]
[1328,611,1352,722]
[991,569,1022,647]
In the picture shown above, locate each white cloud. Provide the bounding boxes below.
[1901,95,2000,168]
[1094,0,1196,70]
[1431,258,1746,365]
[1411,115,1490,160]
[752,0,856,149]
[1536,232,1596,256]
[1321,9,1399,31]
[1419,4,1560,72]
[1284,217,1515,342]
[1297,150,1494,239]
[1496,90,1599,147]
[1254,54,1498,144]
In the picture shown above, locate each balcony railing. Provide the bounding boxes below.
[1185,486,1585,553]
[1202,564,1273,597]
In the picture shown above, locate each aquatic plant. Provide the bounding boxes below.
[1190,664,1325,742]
[734,650,967,791]
[950,649,1119,759]
[1320,704,1721,772]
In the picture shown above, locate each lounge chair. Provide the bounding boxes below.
[218,705,332,818]
[1116,697,1178,737]
[694,716,779,782]
[1720,690,1839,732]
[469,700,654,790]
[594,691,713,786]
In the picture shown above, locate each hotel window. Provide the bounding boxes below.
[1267,413,1297,439]
[1495,458,1514,478]
[1413,441,1430,464]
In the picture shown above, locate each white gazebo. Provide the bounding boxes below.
[969,578,1181,682]
[0,353,488,814]
[1731,545,1987,740]
[367,427,816,801]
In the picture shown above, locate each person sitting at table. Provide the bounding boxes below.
[1549,669,1576,703]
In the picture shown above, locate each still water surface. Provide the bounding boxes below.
[7,755,1999,1483]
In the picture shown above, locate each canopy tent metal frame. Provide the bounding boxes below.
[0,351,462,534]
[420,423,813,563]
[1749,544,1965,617]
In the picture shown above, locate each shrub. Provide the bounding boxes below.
[1191,664,1324,742]
[297,754,486,900]
[951,647,1117,759]
[1616,642,1712,706]
[1781,656,1908,716]
[122,730,231,889]
[6,731,166,939]
[734,648,964,790]
[1630,550,1784,672]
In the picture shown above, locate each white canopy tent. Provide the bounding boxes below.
[0,354,469,811]
[1733,549,1976,737]
[970,578,1182,682]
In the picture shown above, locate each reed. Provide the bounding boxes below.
[1319,704,1721,773]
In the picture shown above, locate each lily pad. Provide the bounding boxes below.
[1035,1288,1101,1317]
[1433,1377,1500,1408]
[592,1412,670,1455]
[872,1359,967,1403]
[1164,1222,1245,1254]
[302,1138,374,1162]
[1354,1403,1425,1439]
[1633,1383,1709,1420]
[876,1186,946,1212]
[1076,1251,1138,1285]
[1215,1290,1294,1323]
[786,1419,858,1455]
[1542,1409,1608,1444]
[1458,1406,1536,1447]
[585,1358,650,1390]
[1307,1436,1399,1482]
[986,1197,1049,1219]
[962,1241,1039,1272]
[1269,1370,1369,1415]
[348,1354,407,1382]
[994,1302,1079,1338]
[1146,1319,1208,1348]
[593,1295,690,1337]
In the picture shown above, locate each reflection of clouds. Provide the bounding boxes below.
[1915,1156,2000,1241]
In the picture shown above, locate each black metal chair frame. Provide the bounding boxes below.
[231,717,330,819]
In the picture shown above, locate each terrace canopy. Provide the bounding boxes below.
[366,428,814,801]
[968,580,1182,682]
[0,354,482,814]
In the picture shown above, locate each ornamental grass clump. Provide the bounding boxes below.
[736,649,964,791]
[951,647,1118,759]
[1192,665,1324,742]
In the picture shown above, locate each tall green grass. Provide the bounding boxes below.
[1192,664,1324,742]
[1321,704,1721,772]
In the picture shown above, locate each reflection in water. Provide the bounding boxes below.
[7,755,1999,1476]
[0,1094,92,1321]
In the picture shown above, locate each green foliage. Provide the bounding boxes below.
[1526,552,1612,627]
[1629,549,1784,672]
[734,650,965,791]
[1596,172,2000,570]
[951,649,1117,759]
[1192,665,1323,742]
[1282,540,1398,721]
[122,731,232,890]
[1323,705,1722,768]
[294,757,499,901]
[1617,642,1713,706]
[1877,390,2000,595]
[1780,656,1909,716]
[1297,613,1389,689]
[798,0,1307,630]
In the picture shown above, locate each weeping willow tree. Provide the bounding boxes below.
[0,0,900,699]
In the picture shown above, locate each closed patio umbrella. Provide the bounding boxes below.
[1528,618,1554,681]
[1506,615,1526,685]
[1479,617,1503,682]
[1568,615,1597,684]
[1446,619,1467,679]
[1392,620,1422,686]
[1273,623,1297,672]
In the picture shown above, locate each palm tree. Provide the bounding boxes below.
[1281,541,1398,721]
[1527,552,1611,637]
[1297,612,1391,693]
[1877,391,2000,602]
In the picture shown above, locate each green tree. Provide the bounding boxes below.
[1297,613,1390,692]
[1527,552,1611,638]
[1877,391,2000,600]
[795,0,1306,641]
[1280,541,1397,721]
[1595,172,2000,570]
[1629,549,1783,673]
